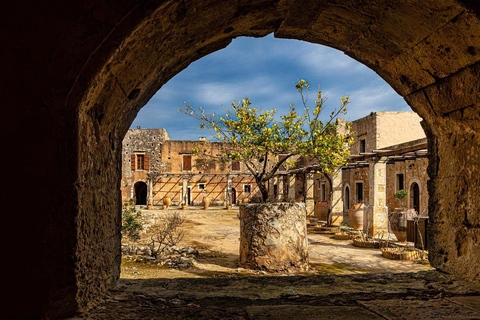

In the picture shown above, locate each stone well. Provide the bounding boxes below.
[239,203,309,272]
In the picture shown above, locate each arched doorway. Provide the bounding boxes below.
[134,181,147,205]
[344,186,350,212]
[410,182,420,214]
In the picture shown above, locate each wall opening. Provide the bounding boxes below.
[410,182,420,214]
[134,181,147,205]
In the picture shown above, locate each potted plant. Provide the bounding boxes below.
[180,80,351,272]
[389,190,415,242]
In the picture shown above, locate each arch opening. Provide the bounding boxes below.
[134,181,147,205]
[71,0,480,315]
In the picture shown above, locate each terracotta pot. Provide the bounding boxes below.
[146,205,152,210]
[242,198,249,203]
[390,208,416,242]
[202,196,211,209]
[163,197,171,209]
[348,203,364,231]
[315,201,328,221]
[181,204,188,210]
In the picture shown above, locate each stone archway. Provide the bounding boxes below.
[75,1,480,313]
[4,1,480,318]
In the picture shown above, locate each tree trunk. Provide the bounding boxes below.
[257,179,269,202]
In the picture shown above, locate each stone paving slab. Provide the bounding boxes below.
[245,305,383,319]
[74,271,480,319]
[448,296,480,312]
[359,298,480,319]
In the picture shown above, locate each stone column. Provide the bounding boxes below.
[148,178,153,206]
[226,174,232,207]
[305,173,315,216]
[276,175,284,202]
[182,178,188,206]
[288,174,296,201]
[330,170,344,224]
[366,157,388,236]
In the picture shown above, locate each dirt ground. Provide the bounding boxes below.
[71,207,479,319]
[121,206,432,279]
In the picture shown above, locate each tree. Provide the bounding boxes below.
[121,207,143,249]
[148,213,185,259]
[179,80,353,203]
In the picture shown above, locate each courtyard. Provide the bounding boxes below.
[72,206,480,319]
[121,206,431,279]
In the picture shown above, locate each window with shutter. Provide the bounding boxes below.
[231,161,240,171]
[144,154,149,171]
[136,154,145,170]
[131,154,136,171]
[183,155,192,171]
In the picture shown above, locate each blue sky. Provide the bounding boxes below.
[132,34,411,140]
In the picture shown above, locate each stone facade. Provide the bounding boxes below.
[121,131,260,206]
[341,112,429,235]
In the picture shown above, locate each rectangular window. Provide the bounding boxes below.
[183,155,192,171]
[320,183,326,201]
[396,174,404,191]
[198,183,206,190]
[231,161,240,171]
[243,184,251,193]
[355,182,364,203]
[136,154,145,170]
[360,139,366,153]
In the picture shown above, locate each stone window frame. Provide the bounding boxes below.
[359,139,366,153]
[355,180,364,203]
[136,154,145,170]
[396,173,405,191]
[243,184,251,194]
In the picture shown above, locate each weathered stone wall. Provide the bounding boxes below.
[121,128,169,200]
[239,203,308,272]
[350,112,425,155]
[375,112,425,149]
[385,157,429,215]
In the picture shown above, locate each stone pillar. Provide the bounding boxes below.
[305,173,315,216]
[268,178,275,201]
[330,170,344,224]
[226,174,232,207]
[182,178,188,206]
[148,178,153,206]
[366,157,388,236]
[276,175,284,202]
[288,174,296,201]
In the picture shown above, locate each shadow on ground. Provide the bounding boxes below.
[73,271,480,319]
